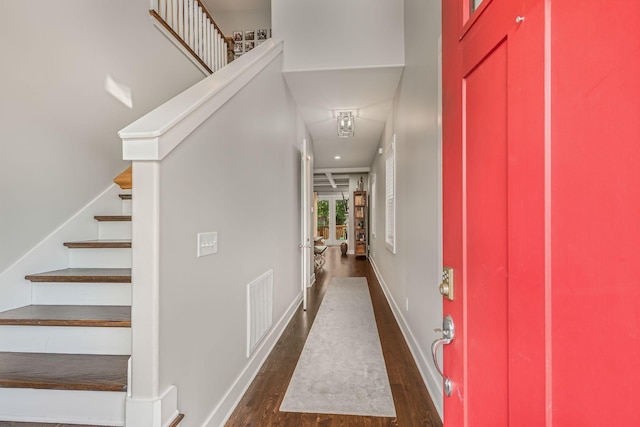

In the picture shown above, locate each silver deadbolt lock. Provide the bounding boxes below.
[439,266,454,300]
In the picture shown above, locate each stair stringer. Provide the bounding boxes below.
[0,184,125,313]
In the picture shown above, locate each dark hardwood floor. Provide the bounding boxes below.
[226,247,442,427]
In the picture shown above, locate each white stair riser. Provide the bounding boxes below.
[0,326,131,355]
[69,248,132,268]
[0,388,125,426]
[122,199,132,215]
[98,221,132,240]
[32,282,131,306]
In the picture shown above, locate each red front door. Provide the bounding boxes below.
[443,0,640,425]
[442,0,546,425]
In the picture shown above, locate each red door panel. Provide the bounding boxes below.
[444,0,640,425]
[550,1,640,424]
[464,39,509,426]
[443,0,547,426]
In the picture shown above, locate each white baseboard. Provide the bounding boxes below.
[369,259,443,420]
[203,291,303,427]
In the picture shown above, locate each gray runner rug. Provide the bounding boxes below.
[280,276,396,417]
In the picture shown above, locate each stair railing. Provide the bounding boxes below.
[150,0,233,74]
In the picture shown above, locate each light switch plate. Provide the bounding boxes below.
[197,232,217,257]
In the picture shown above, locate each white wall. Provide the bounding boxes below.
[368,0,443,417]
[0,0,203,273]
[212,9,271,38]
[272,0,404,71]
[156,53,302,426]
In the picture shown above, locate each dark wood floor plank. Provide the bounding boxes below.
[25,268,131,283]
[63,240,131,249]
[0,305,130,327]
[225,247,442,427]
[0,353,128,392]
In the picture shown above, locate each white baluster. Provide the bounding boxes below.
[213,29,219,71]
[206,19,211,68]
[194,3,199,54]
[210,21,214,68]
[198,6,203,57]
[223,36,227,67]
[218,35,222,70]
[183,0,188,40]
[178,0,184,38]
[202,19,211,68]
[210,24,215,70]
[189,0,195,50]
[172,0,178,32]
[166,0,176,30]
[201,10,205,60]
[159,0,167,20]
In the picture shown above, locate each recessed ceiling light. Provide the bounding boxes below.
[334,156,341,159]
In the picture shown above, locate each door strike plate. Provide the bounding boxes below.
[439,266,454,301]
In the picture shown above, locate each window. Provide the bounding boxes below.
[385,139,396,254]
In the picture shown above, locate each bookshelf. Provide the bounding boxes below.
[353,191,367,257]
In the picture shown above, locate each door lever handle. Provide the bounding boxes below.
[431,315,455,397]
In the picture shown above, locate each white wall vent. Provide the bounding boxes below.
[246,270,274,357]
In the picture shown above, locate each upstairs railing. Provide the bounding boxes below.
[151,0,234,74]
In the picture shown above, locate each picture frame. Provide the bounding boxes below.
[233,42,243,54]
[233,31,243,42]
[257,29,267,41]
[244,41,255,52]
[244,30,255,41]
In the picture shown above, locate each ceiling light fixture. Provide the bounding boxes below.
[337,111,355,138]
[334,155,341,159]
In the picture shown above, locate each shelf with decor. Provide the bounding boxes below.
[353,191,367,258]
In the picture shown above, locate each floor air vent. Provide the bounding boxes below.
[247,270,273,357]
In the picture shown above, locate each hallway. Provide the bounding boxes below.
[226,247,442,426]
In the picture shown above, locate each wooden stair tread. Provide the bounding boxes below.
[94,215,131,221]
[0,305,130,327]
[169,414,185,427]
[63,239,131,249]
[0,352,127,392]
[118,194,132,200]
[25,268,131,283]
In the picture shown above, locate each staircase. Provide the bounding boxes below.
[0,191,133,425]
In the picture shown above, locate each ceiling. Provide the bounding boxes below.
[205,1,403,173]
[283,67,403,170]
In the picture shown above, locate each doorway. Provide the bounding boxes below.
[316,195,348,246]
